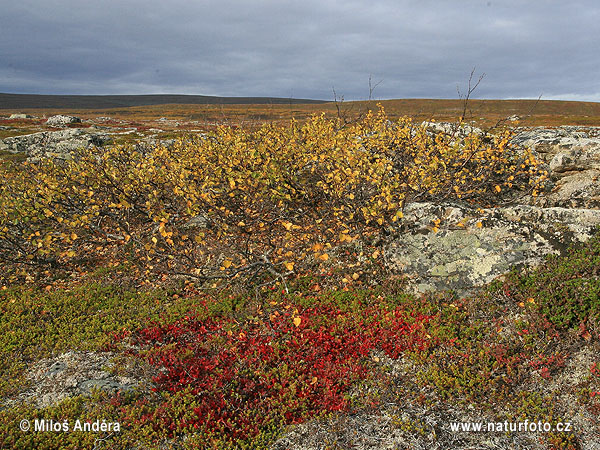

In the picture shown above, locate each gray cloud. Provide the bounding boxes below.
[1,0,598,101]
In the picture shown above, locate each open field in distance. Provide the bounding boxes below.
[2,94,600,128]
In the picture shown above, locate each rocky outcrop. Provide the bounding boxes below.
[513,126,600,208]
[0,128,109,161]
[8,113,34,119]
[1,351,149,410]
[382,124,600,296]
[385,202,600,296]
[45,114,81,127]
[421,121,484,139]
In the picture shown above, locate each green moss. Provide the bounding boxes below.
[0,283,207,398]
[493,231,600,331]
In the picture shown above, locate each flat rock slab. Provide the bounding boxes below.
[385,202,600,296]
[1,351,147,409]
[0,128,109,161]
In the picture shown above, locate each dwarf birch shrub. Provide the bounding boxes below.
[0,106,547,285]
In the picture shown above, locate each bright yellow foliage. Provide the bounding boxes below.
[0,106,546,285]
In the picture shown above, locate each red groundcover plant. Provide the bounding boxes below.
[122,296,436,445]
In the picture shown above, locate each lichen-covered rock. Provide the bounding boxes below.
[45,114,81,127]
[271,403,547,450]
[384,202,600,295]
[0,128,109,161]
[182,213,211,230]
[421,121,484,138]
[511,126,600,209]
[1,351,149,409]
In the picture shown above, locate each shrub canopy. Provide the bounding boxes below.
[0,107,547,285]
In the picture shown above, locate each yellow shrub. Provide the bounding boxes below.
[0,106,546,285]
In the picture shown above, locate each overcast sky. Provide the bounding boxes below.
[1,0,598,101]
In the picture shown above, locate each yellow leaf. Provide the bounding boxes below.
[318,253,329,261]
[151,236,158,244]
[284,261,294,271]
[352,272,360,280]
[495,185,501,193]
[293,316,301,327]
[222,260,232,268]
[282,221,293,231]
[70,233,78,240]
[476,221,483,228]
[311,376,318,385]
[312,243,324,252]
[371,250,380,259]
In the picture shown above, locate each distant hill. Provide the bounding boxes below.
[0,93,327,109]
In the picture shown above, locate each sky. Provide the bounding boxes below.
[1,0,599,102]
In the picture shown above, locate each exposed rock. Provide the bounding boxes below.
[510,126,600,209]
[421,121,483,138]
[384,202,600,296]
[533,169,600,209]
[0,128,109,161]
[46,114,82,127]
[183,213,211,230]
[9,113,34,119]
[1,351,148,409]
[271,404,547,450]
[512,126,591,153]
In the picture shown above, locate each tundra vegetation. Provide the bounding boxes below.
[0,105,598,449]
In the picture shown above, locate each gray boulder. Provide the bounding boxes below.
[1,351,147,409]
[421,121,484,139]
[384,202,600,296]
[512,126,600,209]
[183,213,211,230]
[9,113,34,119]
[46,114,82,127]
[0,128,109,161]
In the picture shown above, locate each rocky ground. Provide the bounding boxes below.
[2,114,600,449]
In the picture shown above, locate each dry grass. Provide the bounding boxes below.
[2,98,600,130]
